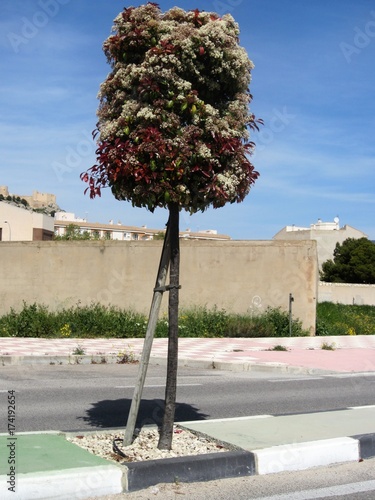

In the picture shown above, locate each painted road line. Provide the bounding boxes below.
[115,384,202,389]
[267,377,323,382]
[181,415,274,425]
[258,479,375,500]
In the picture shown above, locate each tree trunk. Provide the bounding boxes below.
[158,203,180,450]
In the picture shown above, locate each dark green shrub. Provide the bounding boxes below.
[57,303,147,338]
[225,314,275,338]
[0,303,56,337]
[262,307,308,337]
[156,306,228,338]
[0,302,311,339]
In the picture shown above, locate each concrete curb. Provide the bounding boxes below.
[122,450,255,492]
[1,464,123,500]
[152,356,338,375]
[0,354,341,375]
[120,432,375,491]
[0,354,133,366]
[353,433,375,459]
[254,437,359,475]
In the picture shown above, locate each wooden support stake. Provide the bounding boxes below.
[123,222,171,446]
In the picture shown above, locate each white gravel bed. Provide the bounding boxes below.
[67,426,229,463]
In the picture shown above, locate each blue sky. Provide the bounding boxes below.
[1,0,374,239]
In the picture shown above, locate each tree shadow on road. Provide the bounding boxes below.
[76,398,209,430]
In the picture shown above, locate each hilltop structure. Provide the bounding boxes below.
[0,185,59,214]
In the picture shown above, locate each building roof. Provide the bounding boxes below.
[54,219,231,241]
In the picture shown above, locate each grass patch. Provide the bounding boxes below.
[316,302,375,336]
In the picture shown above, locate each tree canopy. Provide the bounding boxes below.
[320,237,375,284]
[81,2,260,213]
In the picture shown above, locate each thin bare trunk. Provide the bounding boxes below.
[158,203,180,450]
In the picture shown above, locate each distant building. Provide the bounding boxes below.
[54,212,231,241]
[273,218,367,268]
[0,185,57,210]
[0,185,230,242]
[0,202,54,241]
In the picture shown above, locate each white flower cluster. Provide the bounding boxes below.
[85,4,259,212]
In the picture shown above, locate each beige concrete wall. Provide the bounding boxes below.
[0,239,318,334]
[318,281,375,306]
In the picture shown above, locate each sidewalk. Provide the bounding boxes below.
[1,335,375,373]
[0,335,375,498]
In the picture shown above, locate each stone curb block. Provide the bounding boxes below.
[1,465,123,500]
[254,437,359,475]
[121,450,256,492]
[352,433,375,459]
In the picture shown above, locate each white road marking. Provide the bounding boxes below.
[115,383,202,389]
[267,377,323,382]
[259,479,375,499]
[348,404,375,410]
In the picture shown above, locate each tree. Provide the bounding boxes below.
[54,223,94,240]
[153,231,166,240]
[81,2,260,450]
[320,237,375,284]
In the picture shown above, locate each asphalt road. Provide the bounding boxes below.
[1,363,375,433]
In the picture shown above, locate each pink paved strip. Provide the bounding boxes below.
[1,337,375,373]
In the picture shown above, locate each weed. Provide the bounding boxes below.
[267,345,288,351]
[116,346,136,364]
[321,342,336,351]
[72,344,86,356]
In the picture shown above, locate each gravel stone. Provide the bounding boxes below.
[67,426,228,463]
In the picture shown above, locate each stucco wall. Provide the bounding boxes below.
[0,239,318,334]
[318,282,375,306]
